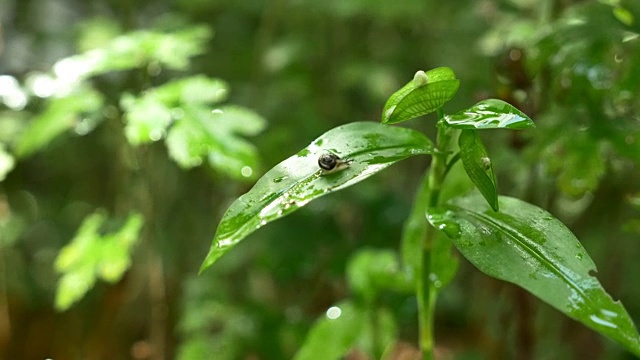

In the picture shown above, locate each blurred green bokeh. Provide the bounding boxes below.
[0,0,639,359]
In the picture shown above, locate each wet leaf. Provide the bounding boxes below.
[200,122,434,272]
[458,130,499,211]
[444,99,535,130]
[294,301,365,360]
[382,67,460,124]
[427,194,640,356]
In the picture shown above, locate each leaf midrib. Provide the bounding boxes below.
[458,207,594,311]
[220,142,433,242]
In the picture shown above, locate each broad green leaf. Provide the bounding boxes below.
[458,130,499,211]
[294,301,365,360]
[200,122,434,272]
[382,67,460,124]
[55,211,143,311]
[427,194,640,356]
[14,88,104,158]
[444,99,535,129]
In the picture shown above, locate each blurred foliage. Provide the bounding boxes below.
[55,211,143,311]
[0,0,639,359]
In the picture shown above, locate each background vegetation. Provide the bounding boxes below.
[0,0,639,359]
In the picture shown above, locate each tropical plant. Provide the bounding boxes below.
[200,67,640,359]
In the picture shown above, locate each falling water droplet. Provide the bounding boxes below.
[241,166,253,178]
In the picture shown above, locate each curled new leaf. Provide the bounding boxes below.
[427,194,640,356]
[382,67,460,124]
[200,122,434,272]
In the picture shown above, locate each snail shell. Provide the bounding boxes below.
[318,153,351,174]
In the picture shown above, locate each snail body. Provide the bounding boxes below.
[318,153,352,174]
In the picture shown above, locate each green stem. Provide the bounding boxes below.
[416,110,454,359]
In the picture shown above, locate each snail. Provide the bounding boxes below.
[318,152,352,174]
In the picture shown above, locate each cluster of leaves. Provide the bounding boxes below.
[200,66,640,357]
[0,22,267,313]
[55,211,143,310]
[2,24,265,180]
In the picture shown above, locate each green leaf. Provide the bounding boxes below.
[613,6,634,26]
[14,88,104,158]
[0,144,15,181]
[400,174,459,289]
[346,249,412,303]
[458,130,499,211]
[444,99,535,129]
[427,194,640,356]
[294,301,365,360]
[382,67,460,124]
[121,92,173,145]
[52,26,212,80]
[165,105,264,179]
[200,122,434,272]
[54,211,143,311]
[154,75,228,106]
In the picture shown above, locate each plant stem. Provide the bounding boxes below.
[416,110,454,359]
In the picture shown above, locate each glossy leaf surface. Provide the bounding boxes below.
[458,130,499,211]
[427,194,640,356]
[444,99,535,129]
[200,122,434,272]
[382,67,460,124]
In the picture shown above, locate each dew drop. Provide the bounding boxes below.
[326,306,342,320]
[211,109,224,115]
[589,314,617,329]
